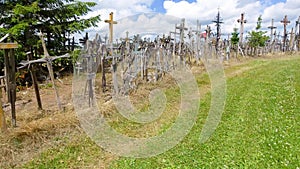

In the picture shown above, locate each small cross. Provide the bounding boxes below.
[105,12,118,44]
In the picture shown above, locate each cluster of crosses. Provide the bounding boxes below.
[1,11,300,129]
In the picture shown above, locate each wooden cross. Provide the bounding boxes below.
[170,24,177,57]
[192,20,201,36]
[176,19,188,55]
[295,16,300,50]
[296,16,300,35]
[268,19,277,42]
[281,15,290,51]
[237,13,247,45]
[192,20,201,60]
[176,19,188,43]
[289,27,294,50]
[105,12,118,44]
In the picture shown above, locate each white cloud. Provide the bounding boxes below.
[77,0,300,42]
[162,0,299,38]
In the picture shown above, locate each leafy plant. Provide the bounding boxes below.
[247,15,269,56]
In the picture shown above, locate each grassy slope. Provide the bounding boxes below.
[111,57,300,168]
[19,56,300,168]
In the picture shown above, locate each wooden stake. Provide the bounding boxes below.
[0,90,7,132]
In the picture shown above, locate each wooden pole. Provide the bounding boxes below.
[4,49,17,127]
[28,48,42,110]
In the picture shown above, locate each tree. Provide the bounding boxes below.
[231,27,239,58]
[0,0,100,57]
[247,15,269,56]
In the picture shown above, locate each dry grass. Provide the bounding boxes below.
[1,53,298,168]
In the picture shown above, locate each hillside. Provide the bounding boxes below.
[0,54,299,168]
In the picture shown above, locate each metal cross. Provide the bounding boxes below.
[105,12,118,44]
[237,13,247,45]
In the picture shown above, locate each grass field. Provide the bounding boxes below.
[2,55,299,168]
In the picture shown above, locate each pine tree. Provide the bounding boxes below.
[0,0,100,56]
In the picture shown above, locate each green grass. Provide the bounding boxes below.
[110,56,300,168]
[20,135,104,169]
[19,56,300,168]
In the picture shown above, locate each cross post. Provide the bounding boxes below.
[268,19,277,42]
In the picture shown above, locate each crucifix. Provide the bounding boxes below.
[281,15,290,51]
[237,13,247,46]
[105,12,118,44]
[268,19,277,42]
[212,9,224,52]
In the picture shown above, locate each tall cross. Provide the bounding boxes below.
[237,13,247,45]
[105,12,118,44]
[281,15,290,50]
[289,27,294,50]
[268,19,277,42]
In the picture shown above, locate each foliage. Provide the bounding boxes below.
[0,0,100,61]
[247,15,269,48]
[231,27,239,46]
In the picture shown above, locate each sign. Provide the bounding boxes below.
[0,43,18,49]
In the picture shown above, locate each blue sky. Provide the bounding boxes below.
[82,0,299,40]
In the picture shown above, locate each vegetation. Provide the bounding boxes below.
[0,0,100,64]
[247,15,269,55]
[231,27,239,57]
[14,55,300,168]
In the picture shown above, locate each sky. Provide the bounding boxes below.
[79,0,300,41]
